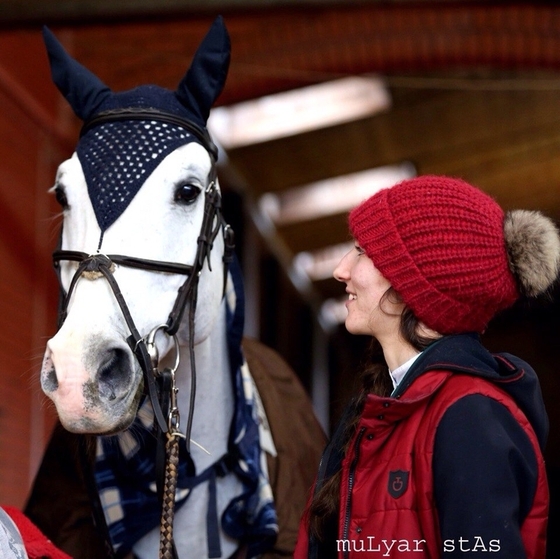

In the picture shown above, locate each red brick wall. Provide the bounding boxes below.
[0,28,72,508]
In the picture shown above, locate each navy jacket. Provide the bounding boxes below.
[302,333,548,559]
[396,334,548,557]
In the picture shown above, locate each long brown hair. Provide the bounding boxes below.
[307,287,435,539]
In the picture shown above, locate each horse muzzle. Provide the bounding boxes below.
[41,333,143,434]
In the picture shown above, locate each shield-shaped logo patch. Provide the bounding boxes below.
[388,470,409,498]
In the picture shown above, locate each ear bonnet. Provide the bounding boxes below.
[43,17,230,232]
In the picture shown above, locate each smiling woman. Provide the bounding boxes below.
[295,174,560,559]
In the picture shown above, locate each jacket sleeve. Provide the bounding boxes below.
[433,394,539,558]
[24,424,108,559]
[242,338,326,558]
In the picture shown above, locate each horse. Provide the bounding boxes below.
[25,17,325,559]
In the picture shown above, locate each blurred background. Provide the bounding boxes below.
[1,0,560,555]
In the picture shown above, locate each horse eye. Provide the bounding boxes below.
[174,183,201,205]
[54,186,69,209]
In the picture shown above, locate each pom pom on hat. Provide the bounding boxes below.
[504,209,560,297]
[349,175,560,335]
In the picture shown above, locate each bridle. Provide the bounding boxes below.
[52,109,235,559]
[53,179,232,431]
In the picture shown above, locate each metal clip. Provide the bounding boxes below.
[166,367,186,439]
[144,325,186,439]
[145,324,181,374]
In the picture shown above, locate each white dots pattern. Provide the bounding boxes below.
[77,120,193,231]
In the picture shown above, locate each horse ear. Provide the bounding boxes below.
[42,26,112,121]
[176,16,231,126]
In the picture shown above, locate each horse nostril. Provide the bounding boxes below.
[97,348,131,401]
[42,366,59,393]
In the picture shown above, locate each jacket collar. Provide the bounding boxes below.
[383,333,547,449]
[392,333,519,398]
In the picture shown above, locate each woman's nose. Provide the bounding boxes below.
[333,250,351,282]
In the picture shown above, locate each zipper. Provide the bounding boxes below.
[342,427,366,559]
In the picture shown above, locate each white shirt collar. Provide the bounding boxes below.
[389,352,421,391]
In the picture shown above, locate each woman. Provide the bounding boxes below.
[295,175,560,558]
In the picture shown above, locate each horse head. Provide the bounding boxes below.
[41,18,232,434]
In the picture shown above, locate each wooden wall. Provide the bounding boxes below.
[0,29,71,508]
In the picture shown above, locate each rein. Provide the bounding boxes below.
[53,110,236,558]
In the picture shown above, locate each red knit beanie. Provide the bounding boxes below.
[348,175,520,334]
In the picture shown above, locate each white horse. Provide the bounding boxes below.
[27,17,325,559]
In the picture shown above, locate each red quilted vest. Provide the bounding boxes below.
[295,370,548,558]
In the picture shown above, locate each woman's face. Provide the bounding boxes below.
[333,244,402,339]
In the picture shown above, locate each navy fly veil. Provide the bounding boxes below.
[78,117,195,231]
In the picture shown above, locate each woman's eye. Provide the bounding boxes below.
[174,183,201,205]
[54,186,69,209]
[355,245,365,255]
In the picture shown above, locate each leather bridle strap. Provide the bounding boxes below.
[164,181,223,336]
[80,108,219,162]
[53,251,171,433]
[54,250,194,280]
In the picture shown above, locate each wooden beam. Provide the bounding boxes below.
[0,0,394,26]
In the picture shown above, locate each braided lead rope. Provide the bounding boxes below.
[157,363,185,559]
[159,432,181,559]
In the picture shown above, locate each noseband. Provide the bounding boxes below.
[52,110,235,559]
